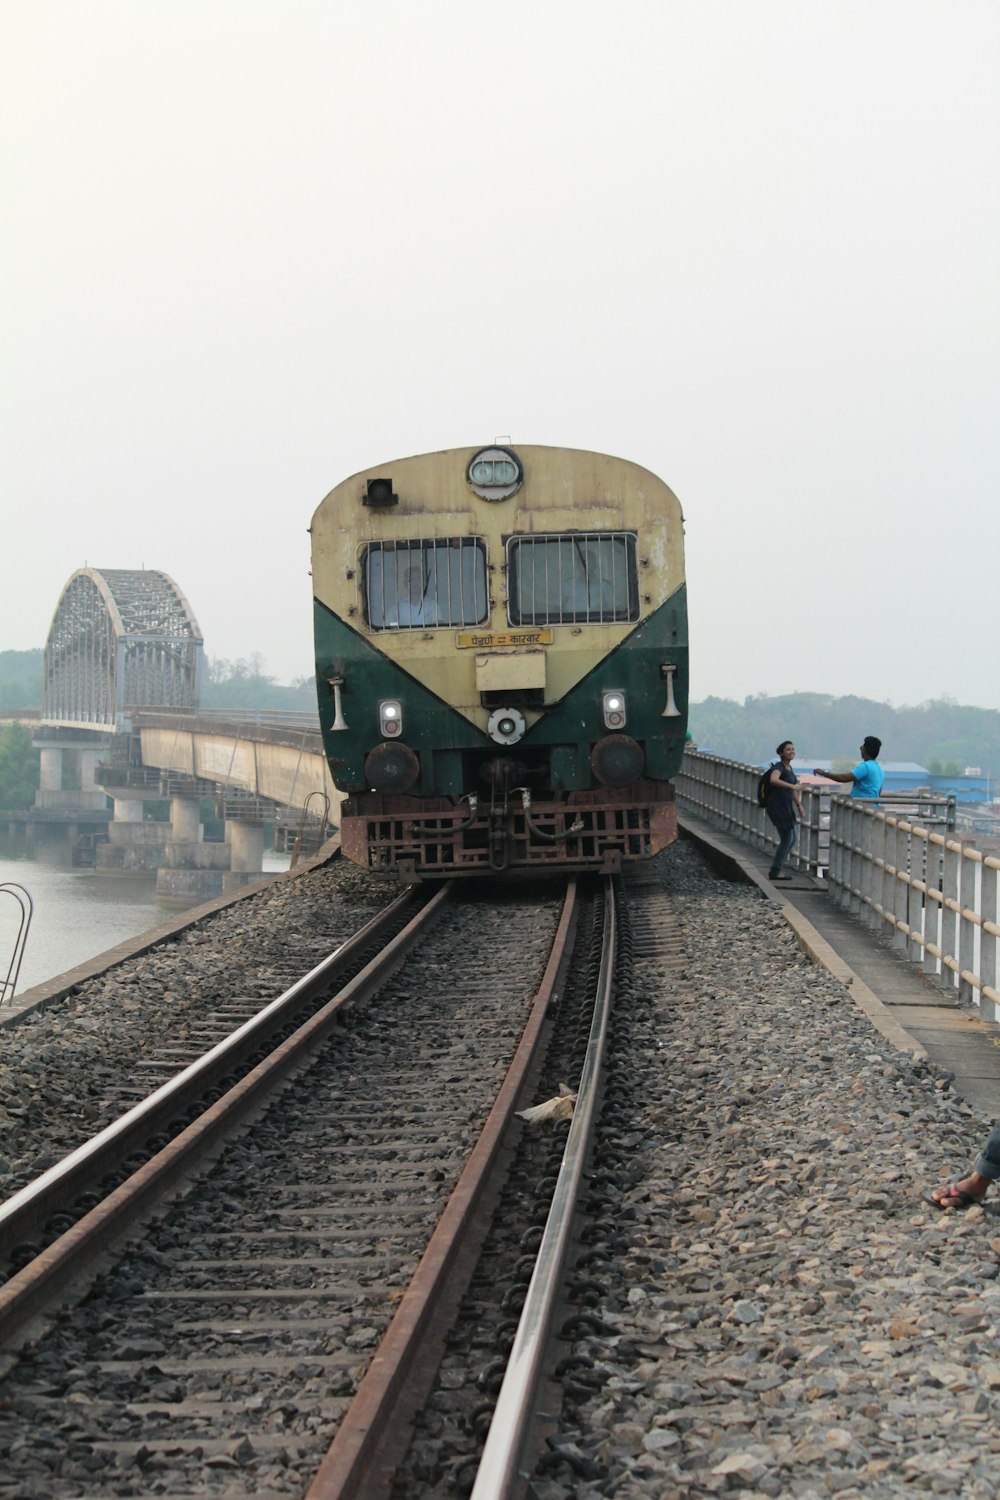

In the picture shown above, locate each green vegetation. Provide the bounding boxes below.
[690,692,999,776]
[202,655,315,713]
[2,647,995,781]
[0,723,40,811]
[0,650,43,710]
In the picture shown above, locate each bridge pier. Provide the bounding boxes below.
[154,790,271,906]
[171,795,202,845]
[156,787,228,904]
[33,733,112,813]
[223,819,266,893]
[96,795,172,873]
[156,847,232,904]
[39,747,63,798]
[113,797,145,824]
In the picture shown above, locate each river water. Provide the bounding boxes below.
[0,850,291,1000]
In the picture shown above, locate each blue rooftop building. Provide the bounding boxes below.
[793,759,992,804]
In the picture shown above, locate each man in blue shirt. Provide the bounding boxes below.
[814,736,884,798]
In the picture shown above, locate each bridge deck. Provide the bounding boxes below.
[681,812,1000,1124]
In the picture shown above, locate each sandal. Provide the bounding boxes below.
[924,1183,983,1211]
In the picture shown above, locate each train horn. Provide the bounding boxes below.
[327,676,348,731]
[660,663,680,718]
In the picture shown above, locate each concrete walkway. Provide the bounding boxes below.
[680,812,1000,1125]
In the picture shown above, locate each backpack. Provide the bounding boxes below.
[755,764,776,808]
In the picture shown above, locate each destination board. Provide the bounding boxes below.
[456,629,553,649]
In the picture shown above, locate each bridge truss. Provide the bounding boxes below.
[43,569,203,731]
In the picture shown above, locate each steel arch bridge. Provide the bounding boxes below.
[42,568,203,731]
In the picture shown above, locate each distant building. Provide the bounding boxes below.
[791,758,991,804]
[927,771,992,804]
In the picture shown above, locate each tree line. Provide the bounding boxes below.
[691,691,999,777]
[1,650,996,809]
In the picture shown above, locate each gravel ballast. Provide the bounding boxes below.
[0,860,390,1202]
[533,840,1000,1498]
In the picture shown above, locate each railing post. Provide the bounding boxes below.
[818,791,831,877]
[955,845,975,1007]
[859,810,876,928]
[828,800,843,905]
[869,810,889,934]
[982,857,999,1024]
[798,786,817,877]
[923,833,943,981]
[846,803,862,916]
[911,825,929,968]
[941,838,961,997]
[796,786,809,874]
[892,819,911,956]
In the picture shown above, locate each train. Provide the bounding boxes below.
[310,443,688,879]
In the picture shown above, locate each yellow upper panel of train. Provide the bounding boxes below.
[310,444,685,722]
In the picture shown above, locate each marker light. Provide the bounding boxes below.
[602,690,627,730]
[379,700,403,737]
[364,477,398,507]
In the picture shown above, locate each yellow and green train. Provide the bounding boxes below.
[311,444,688,878]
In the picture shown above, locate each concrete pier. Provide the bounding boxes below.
[33,733,111,814]
[95,794,171,874]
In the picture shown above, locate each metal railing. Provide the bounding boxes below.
[675,748,956,880]
[674,749,998,1018]
[827,801,1000,1021]
[1,884,33,1005]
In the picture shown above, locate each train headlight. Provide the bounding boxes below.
[487,707,526,745]
[365,742,420,794]
[591,734,645,788]
[467,446,523,501]
[379,700,403,738]
[602,690,627,730]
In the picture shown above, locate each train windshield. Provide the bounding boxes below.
[507,533,639,625]
[364,538,489,629]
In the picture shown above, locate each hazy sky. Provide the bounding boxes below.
[4,2,998,709]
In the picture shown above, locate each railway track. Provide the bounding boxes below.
[0,883,438,1289]
[0,876,569,1488]
[0,862,690,1497]
[389,861,687,1497]
[0,859,401,1207]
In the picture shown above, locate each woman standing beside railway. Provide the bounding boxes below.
[764,740,803,882]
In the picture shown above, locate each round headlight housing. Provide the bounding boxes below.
[467,446,523,502]
[365,742,420,794]
[487,706,526,745]
[591,734,645,788]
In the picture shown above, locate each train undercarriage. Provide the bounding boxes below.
[338,778,676,880]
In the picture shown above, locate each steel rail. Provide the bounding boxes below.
[306,877,581,1500]
[0,884,452,1356]
[471,875,617,1500]
[0,887,425,1266]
